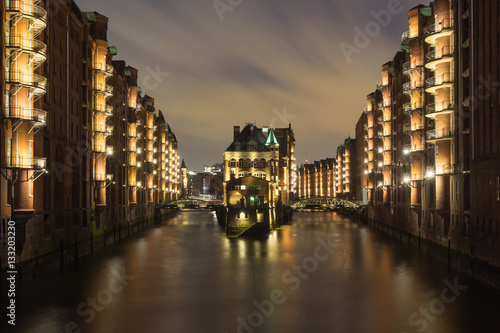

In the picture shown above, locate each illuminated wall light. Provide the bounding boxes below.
[403,148,410,155]
[426,170,435,178]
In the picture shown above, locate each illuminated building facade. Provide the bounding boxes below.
[1,1,180,270]
[353,0,500,272]
[223,124,281,207]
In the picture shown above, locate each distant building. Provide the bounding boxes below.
[204,163,223,175]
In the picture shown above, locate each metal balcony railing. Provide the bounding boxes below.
[404,143,424,152]
[425,73,453,90]
[93,63,114,76]
[5,106,47,124]
[401,31,410,44]
[426,45,454,63]
[426,128,455,141]
[425,18,454,36]
[5,155,46,169]
[403,82,412,94]
[436,164,453,175]
[6,1,47,34]
[6,35,47,64]
[425,100,454,116]
[5,70,47,93]
[403,61,412,76]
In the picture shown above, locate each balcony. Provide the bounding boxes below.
[5,71,47,96]
[425,45,454,69]
[5,106,47,125]
[93,83,114,97]
[403,123,423,134]
[93,63,114,77]
[425,73,453,94]
[403,103,411,116]
[425,18,454,45]
[403,82,412,95]
[6,0,47,34]
[426,128,455,143]
[403,143,424,153]
[425,100,454,118]
[5,155,46,169]
[436,164,454,175]
[6,35,47,67]
[401,31,410,45]
[93,143,106,153]
[93,125,113,136]
[403,62,412,77]
[94,104,113,117]
[94,173,113,182]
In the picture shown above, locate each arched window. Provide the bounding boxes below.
[246,158,252,168]
[230,159,236,167]
[260,159,266,168]
[238,158,244,168]
[254,158,259,168]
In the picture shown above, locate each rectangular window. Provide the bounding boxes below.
[6,138,11,165]
[250,185,255,190]
[256,185,261,190]
[497,177,500,202]
[240,185,246,190]
[235,185,239,190]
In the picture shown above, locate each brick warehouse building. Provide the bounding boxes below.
[355,0,500,282]
[1,0,180,270]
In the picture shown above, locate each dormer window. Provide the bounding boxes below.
[235,142,240,151]
[248,144,257,151]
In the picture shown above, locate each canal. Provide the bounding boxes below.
[3,210,500,333]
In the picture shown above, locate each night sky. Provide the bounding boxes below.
[82,0,420,172]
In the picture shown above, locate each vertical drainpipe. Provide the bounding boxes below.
[470,0,474,160]
[67,12,70,145]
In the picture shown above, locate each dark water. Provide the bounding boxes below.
[2,210,500,333]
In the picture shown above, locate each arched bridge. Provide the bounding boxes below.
[288,197,363,211]
[162,198,223,209]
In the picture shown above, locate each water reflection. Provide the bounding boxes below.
[2,210,500,333]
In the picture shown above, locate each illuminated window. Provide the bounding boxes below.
[497,177,500,202]
[240,185,246,190]
[250,185,256,190]
[256,185,261,190]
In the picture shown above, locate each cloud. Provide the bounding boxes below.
[82,0,418,171]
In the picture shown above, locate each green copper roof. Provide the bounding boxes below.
[265,127,279,146]
[124,70,131,77]
[83,12,96,22]
[388,66,395,76]
[137,87,142,93]
[108,46,118,56]
[420,7,432,17]
[401,44,410,53]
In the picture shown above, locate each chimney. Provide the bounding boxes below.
[233,126,240,140]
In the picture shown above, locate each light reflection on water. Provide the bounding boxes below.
[2,210,500,333]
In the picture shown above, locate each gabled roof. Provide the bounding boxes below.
[226,124,270,152]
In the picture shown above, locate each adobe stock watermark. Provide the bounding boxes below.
[213,0,244,21]
[400,277,468,333]
[460,74,500,120]
[225,234,341,333]
[58,267,135,333]
[270,106,296,128]
[141,64,170,92]
[339,0,410,64]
